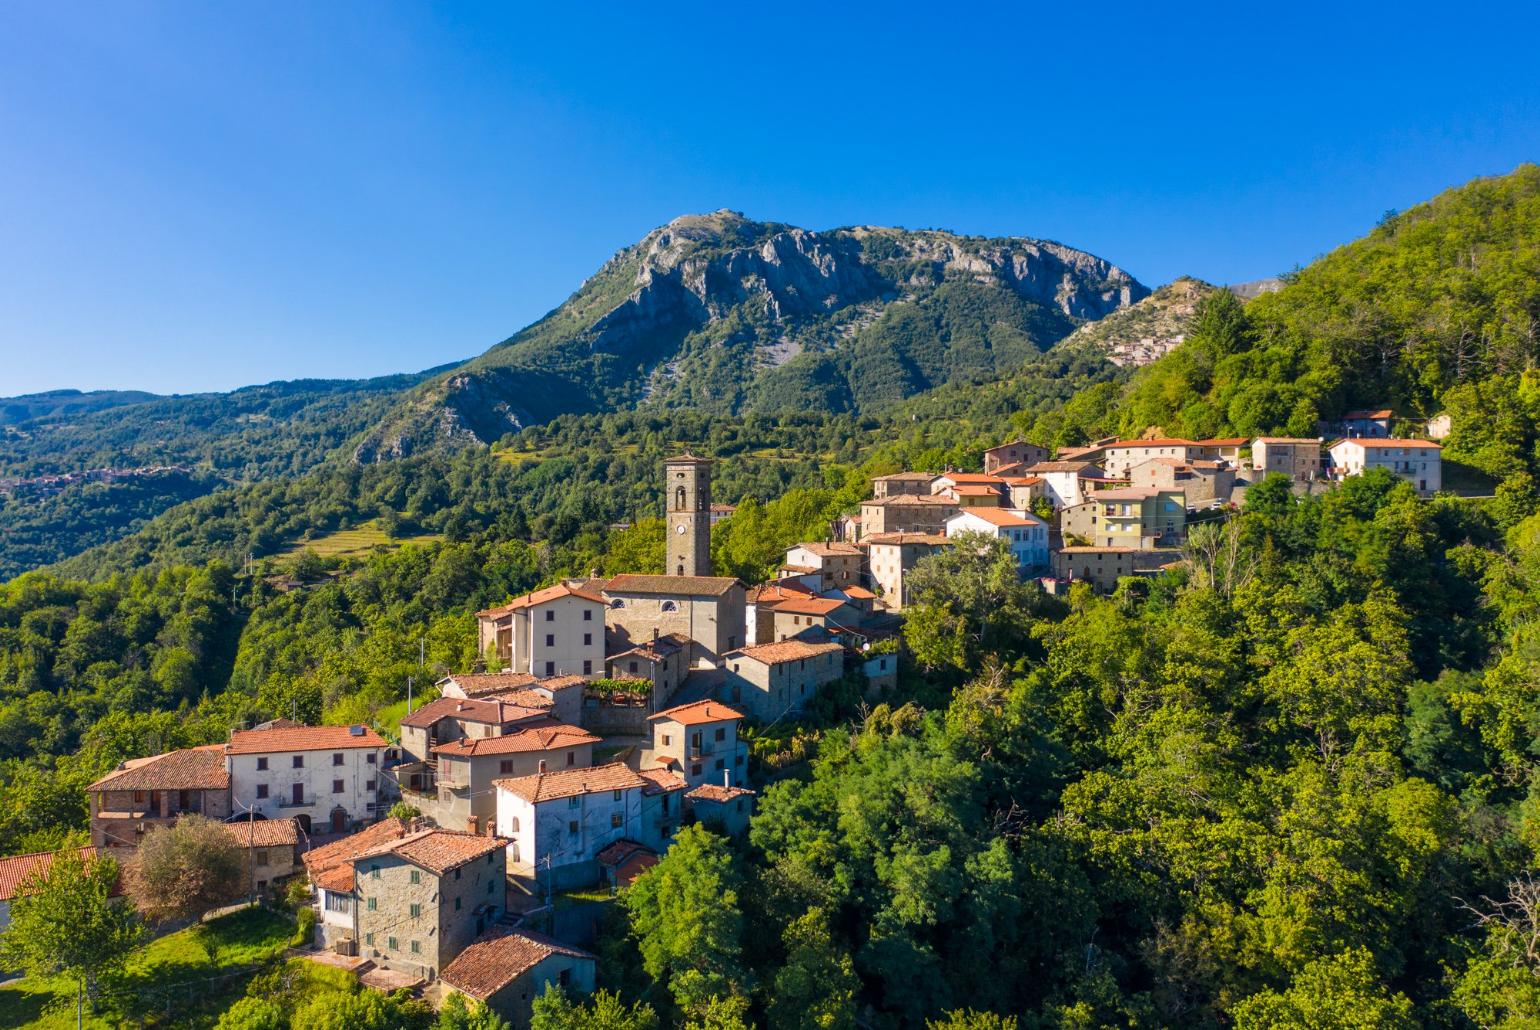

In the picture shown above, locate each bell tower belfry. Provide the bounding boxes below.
[665,453,712,578]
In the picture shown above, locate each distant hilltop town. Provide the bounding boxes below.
[0,464,194,497]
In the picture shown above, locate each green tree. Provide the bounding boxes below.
[436,991,512,1029]
[530,987,659,1030]
[0,850,142,1023]
[902,531,1045,671]
[623,824,751,1015]
[767,907,859,1030]
[1230,948,1415,1028]
[131,814,244,923]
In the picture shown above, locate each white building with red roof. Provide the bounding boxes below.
[1328,438,1442,494]
[440,927,596,1025]
[646,700,747,790]
[224,723,389,834]
[475,582,607,680]
[945,508,1050,574]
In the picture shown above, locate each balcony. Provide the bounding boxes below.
[276,797,316,809]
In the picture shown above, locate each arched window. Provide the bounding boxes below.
[661,600,678,613]
[610,598,626,609]
[676,564,685,576]
[675,486,686,510]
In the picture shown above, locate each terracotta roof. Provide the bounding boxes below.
[1253,436,1322,444]
[985,439,1041,452]
[838,586,876,599]
[1024,460,1100,473]
[0,847,120,902]
[440,672,540,697]
[602,574,741,597]
[89,745,229,792]
[400,695,551,730]
[431,720,599,758]
[772,596,849,616]
[1333,438,1442,450]
[790,541,863,557]
[596,839,652,866]
[495,762,646,804]
[226,724,386,755]
[686,784,756,804]
[861,494,957,507]
[709,503,737,512]
[1087,487,1177,501]
[476,582,605,618]
[440,928,594,1001]
[638,768,688,795]
[863,532,949,546]
[1056,546,1145,553]
[351,828,504,874]
[728,639,844,666]
[648,700,745,725]
[1196,437,1248,446]
[1001,475,1044,487]
[945,484,1004,496]
[1341,408,1393,419]
[480,687,570,709]
[746,582,816,604]
[1104,438,1197,448]
[303,817,413,893]
[871,471,937,481]
[222,817,301,848]
[607,633,689,663]
[947,509,1044,528]
[666,452,712,464]
[780,563,820,575]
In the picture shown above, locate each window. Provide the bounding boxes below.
[409,870,420,884]
[611,813,623,829]
[499,760,513,774]
[715,759,725,771]
[566,751,576,766]
[411,940,420,954]
[255,850,269,865]
[410,903,421,918]
[256,784,269,799]
[568,796,580,808]
[325,893,351,913]
[559,969,571,987]
[583,609,592,621]
[692,764,702,776]
[367,897,377,911]
[714,727,725,742]
[661,600,678,613]
[332,752,343,766]
[365,932,374,945]
[487,880,495,895]
[388,937,397,951]
[568,820,579,835]
[455,897,462,910]
[370,864,381,879]
[612,789,623,801]
[545,610,555,622]
[511,843,520,862]
[366,752,376,765]
[583,660,592,675]
[661,734,671,746]
[545,634,555,647]
[332,779,344,794]
[510,817,520,832]
[365,779,375,791]
[256,757,268,771]
[610,599,625,609]
[454,868,461,880]
[545,661,555,676]
[292,755,304,769]
[583,633,591,646]
[735,754,744,766]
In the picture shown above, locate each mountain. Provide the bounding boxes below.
[1226,277,1284,300]
[0,388,162,426]
[354,211,1147,459]
[1053,276,1217,367]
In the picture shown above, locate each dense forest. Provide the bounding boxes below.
[3,167,1540,1025]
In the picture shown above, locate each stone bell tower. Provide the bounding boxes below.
[665,453,712,578]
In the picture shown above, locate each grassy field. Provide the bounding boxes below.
[374,691,440,740]
[0,905,296,1028]
[280,519,441,560]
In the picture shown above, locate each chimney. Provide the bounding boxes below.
[538,760,547,774]
[652,627,659,642]
[723,768,730,787]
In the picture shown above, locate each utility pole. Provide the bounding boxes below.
[406,676,413,716]
[231,794,257,904]
[419,636,425,669]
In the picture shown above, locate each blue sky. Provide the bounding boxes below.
[2,2,1537,395]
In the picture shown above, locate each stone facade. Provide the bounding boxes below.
[864,533,949,609]
[1251,438,1324,483]
[859,495,959,537]
[1053,547,1172,593]
[355,839,506,981]
[665,455,713,578]
[602,575,746,666]
[983,440,1050,474]
[476,586,606,679]
[722,640,845,723]
[647,701,748,790]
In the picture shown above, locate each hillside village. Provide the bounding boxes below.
[0,415,1454,1024]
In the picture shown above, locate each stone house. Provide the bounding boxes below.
[770,595,861,641]
[938,483,1004,507]
[1001,475,1047,510]
[745,580,817,644]
[221,817,302,896]
[863,532,949,609]
[1321,408,1394,439]
[351,829,508,982]
[1125,457,1236,506]
[0,847,122,933]
[722,639,846,723]
[438,674,585,726]
[304,816,415,954]
[601,574,747,666]
[476,583,606,679]
[944,508,1050,573]
[224,724,389,835]
[440,928,597,1029]
[494,763,684,893]
[647,700,748,790]
[858,494,959,538]
[1427,413,1451,439]
[1190,437,1249,463]
[87,745,231,849]
[685,784,755,838]
[1327,438,1442,494]
[870,471,938,499]
[399,695,555,764]
[1053,546,1172,593]
[782,542,864,591]
[1251,437,1324,483]
[604,632,689,706]
[983,440,1050,474]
